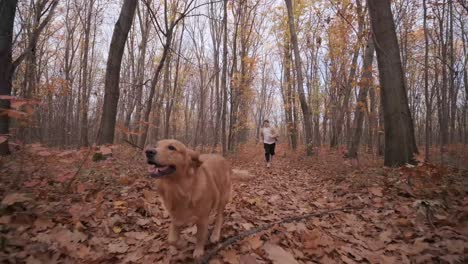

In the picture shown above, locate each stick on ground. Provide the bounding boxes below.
[199,206,364,264]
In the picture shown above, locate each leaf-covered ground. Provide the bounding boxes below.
[1,143,467,263]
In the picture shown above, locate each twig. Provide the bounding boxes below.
[199,206,364,264]
[123,139,144,151]
[421,201,435,229]
[65,146,94,191]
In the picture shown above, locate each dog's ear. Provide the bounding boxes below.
[187,149,202,167]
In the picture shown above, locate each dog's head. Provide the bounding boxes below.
[145,139,202,179]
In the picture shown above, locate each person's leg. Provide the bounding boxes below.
[268,143,275,166]
[264,143,270,162]
[270,143,276,159]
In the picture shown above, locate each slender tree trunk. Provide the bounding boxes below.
[165,24,184,139]
[285,0,313,155]
[423,0,431,161]
[368,74,377,154]
[221,0,228,155]
[98,0,137,145]
[79,0,94,147]
[330,0,364,148]
[347,37,375,158]
[282,39,297,150]
[132,6,150,143]
[228,3,240,152]
[368,0,417,166]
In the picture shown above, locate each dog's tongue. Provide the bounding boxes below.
[148,165,157,174]
[148,165,170,175]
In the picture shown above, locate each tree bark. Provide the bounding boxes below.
[221,0,228,155]
[367,0,418,166]
[347,37,375,158]
[284,0,313,155]
[330,0,364,148]
[79,0,95,147]
[98,0,137,145]
[423,0,431,161]
[0,0,18,155]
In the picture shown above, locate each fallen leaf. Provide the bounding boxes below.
[38,150,53,157]
[182,225,197,235]
[25,255,41,264]
[112,226,122,234]
[24,179,42,187]
[76,245,92,259]
[124,231,149,240]
[444,240,466,254]
[239,254,258,264]
[440,254,464,264]
[247,234,263,250]
[369,187,383,197]
[55,171,75,183]
[2,193,32,206]
[99,146,113,156]
[136,218,151,226]
[283,222,297,232]
[122,248,145,263]
[0,215,11,224]
[76,183,87,193]
[113,201,128,210]
[221,249,239,264]
[378,230,392,244]
[33,217,55,231]
[241,222,254,230]
[143,189,157,203]
[108,240,129,254]
[268,194,281,203]
[263,243,299,264]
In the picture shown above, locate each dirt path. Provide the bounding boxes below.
[0,144,467,263]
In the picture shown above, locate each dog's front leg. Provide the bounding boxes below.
[193,219,209,258]
[168,221,181,246]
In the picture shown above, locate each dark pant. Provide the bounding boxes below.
[264,143,276,162]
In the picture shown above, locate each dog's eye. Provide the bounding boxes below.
[168,145,176,151]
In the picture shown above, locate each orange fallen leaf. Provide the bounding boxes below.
[2,193,32,206]
[263,243,299,264]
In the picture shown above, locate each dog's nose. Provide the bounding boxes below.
[145,149,157,158]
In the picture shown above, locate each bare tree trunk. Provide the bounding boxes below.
[368,74,377,154]
[423,0,431,161]
[97,0,137,145]
[165,24,184,139]
[282,39,297,150]
[0,0,18,155]
[227,3,240,152]
[79,0,95,147]
[209,1,222,150]
[330,0,364,148]
[347,37,375,158]
[285,0,313,155]
[221,0,228,155]
[368,0,417,166]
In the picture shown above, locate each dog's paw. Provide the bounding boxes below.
[209,232,220,243]
[193,248,204,258]
[169,239,186,248]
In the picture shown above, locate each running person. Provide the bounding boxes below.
[260,120,278,168]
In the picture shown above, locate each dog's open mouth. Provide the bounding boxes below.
[147,161,176,178]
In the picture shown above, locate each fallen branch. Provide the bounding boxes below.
[123,139,144,151]
[199,205,364,264]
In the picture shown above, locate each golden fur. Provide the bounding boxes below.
[145,139,250,258]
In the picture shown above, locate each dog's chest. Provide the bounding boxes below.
[159,186,199,224]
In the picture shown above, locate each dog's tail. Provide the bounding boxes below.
[231,169,254,181]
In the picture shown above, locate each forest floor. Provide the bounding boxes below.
[0,143,467,264]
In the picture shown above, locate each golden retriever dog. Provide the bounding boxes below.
[145,139,250,258]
